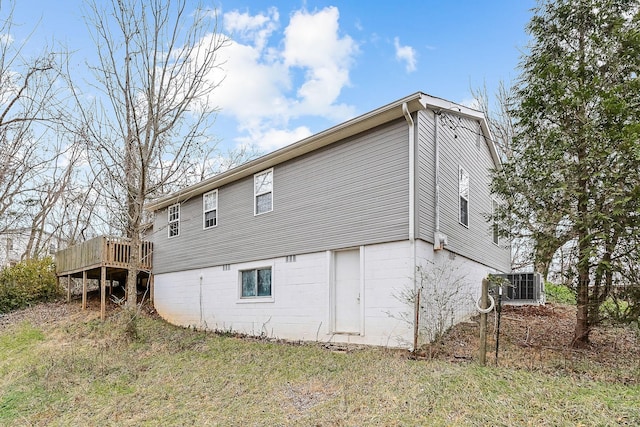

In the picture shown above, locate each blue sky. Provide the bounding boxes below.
[9,0,535,153]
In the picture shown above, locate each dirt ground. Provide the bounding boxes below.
[2,299,639,384]
[427,303,640,384]
[0,290,153,330]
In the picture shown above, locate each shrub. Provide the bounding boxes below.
[545,282,576,305]
[600,286,640,326]
[393,259,473,350]
[0,257,61,313]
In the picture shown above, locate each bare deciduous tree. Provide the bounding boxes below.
[0,1,80,259]
[470,81,515,162]
[78,0,229,309]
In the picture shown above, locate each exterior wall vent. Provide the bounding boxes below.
[491,272,545,305]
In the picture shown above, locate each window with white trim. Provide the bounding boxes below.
[168,203,180,238]
[254,169,273,215]
[492,199,500,245]
[241,267,272,298]
[459,166,469,227]
[203,190,218,229]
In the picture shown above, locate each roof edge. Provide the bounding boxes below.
[146,92,499,211]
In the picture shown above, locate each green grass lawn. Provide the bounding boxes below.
[1,305,639,426]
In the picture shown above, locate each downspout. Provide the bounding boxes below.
[199,273,204,328]
[433,110,447,250]
[402,102,418,350]
[402,103,415,244]
[434,111,440,236]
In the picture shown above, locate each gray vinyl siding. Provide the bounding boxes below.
[152,119,410,274]
[415,110,435,240]
[416,109,510,272]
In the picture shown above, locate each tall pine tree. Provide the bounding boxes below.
[493,0,640,346]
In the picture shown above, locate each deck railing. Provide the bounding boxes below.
[55,236,152,275]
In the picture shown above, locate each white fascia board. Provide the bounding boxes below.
[423,94,502,169]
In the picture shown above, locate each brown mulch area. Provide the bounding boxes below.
[426,303,640,384]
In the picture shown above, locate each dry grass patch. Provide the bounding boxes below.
[0,301,639,426]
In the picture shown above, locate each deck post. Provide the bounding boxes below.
[100,266,106,320]
[67,275,71,303]
[82,270,87,310]
[479,278,489,366]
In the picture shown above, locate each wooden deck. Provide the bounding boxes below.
[55,236,153,319]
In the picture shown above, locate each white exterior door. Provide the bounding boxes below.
[334,249,361,333]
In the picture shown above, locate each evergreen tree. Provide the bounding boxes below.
[493,0,640,346]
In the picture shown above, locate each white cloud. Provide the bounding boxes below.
[212,37,291,125]
[223,7,279,51]
[283,6,358,119]
[205,6,359,151]
[236,125,313,152]
[459,97,482,111]
[0,70,20,105]
[394,37,417,73]
[0,33,14,45]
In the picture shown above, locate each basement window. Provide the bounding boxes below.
[241,267,272,298]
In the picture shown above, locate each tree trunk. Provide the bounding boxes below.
[574,222,591,346]
[574,263,590,347]
[574,174,590,347]
[125,232,139,309]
